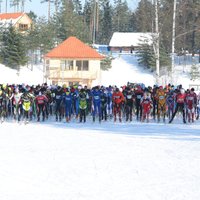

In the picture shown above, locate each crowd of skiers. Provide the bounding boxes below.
[0,82,200,124]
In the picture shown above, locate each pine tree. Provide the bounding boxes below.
[135,0,153,32]
[83,0,93,40]
[100,55,113,71]
[53,0,90,43]
[128,12,137,32]
[136,37,170,72]
[97,0,113,44]
[73,0,82,15]
[112,0,132,32]
[0,25,27,72]
[137,44,155,71]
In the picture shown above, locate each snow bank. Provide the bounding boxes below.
[0,64,44,85]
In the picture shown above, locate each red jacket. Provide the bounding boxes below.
[141,97,152,113]
[112,91,124,105]
[35,95,48,105]
[186,92,197,109]
[176,93,186,104]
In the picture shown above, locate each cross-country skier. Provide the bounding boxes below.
[0,87,8,122]
[79,88,87,123]
[92,86,102,122]
[166,90,175,121]
[185,88,197,123]
[134,85,144,121]
[169,88,186,124]
[63,88,72,122]
[124,88,134,122]
[140,92,152,122]
[71,86,79,119]
[54,86,64,121]
[21,90,34,123]
[196,92,200,120]
[112,87,124,122]
[156,86,167,122]
[100,87,108,121]
[35,91,48,122]
[10,87,23,122]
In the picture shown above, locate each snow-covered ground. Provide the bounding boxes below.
[101,53,200,89]
[1,53,200,200]
[1,120,200,200]
[0,64,44,85]
[101,54,156,87]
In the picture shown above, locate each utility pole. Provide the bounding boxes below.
[48,0,51,22]
[155,0,160,85]
[171,0,177,84]
[5,0,7,13]
[92,0,98,45]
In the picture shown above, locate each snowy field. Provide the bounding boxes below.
[0,120,200,200]
[1,53,200,199]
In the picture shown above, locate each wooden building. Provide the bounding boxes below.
[109,32,156,53]
[0,12,32,33]
[44,36,104,87]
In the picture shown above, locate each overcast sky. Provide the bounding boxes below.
[1,0,140,17]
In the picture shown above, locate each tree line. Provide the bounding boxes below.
[1,0,200,74]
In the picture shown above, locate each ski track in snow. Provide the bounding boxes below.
[0,119,200,200]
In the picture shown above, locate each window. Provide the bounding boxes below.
[19,24,28,31]
[76,61,81,71]
[76,60,89,71]
[60,60,74,70]
[83,61,89,71]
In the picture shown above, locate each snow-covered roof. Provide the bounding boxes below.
[109,32,157,47]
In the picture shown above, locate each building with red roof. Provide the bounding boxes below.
[44,36,104,87]
[0,12,32,32]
